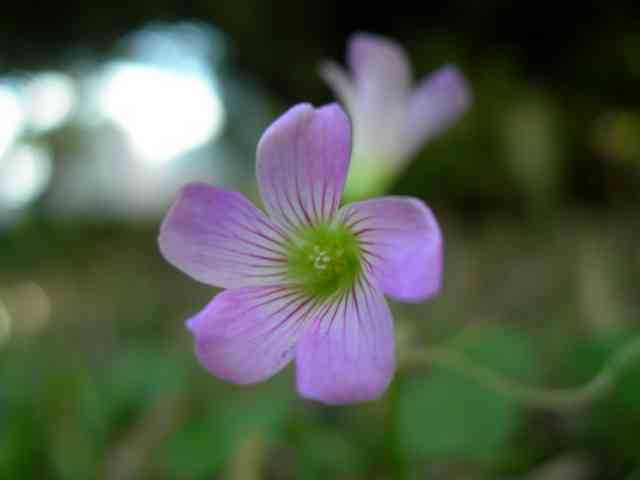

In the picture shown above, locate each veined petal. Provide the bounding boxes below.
[406,65,471,154]
[256,103,351,230]
[295,275,395,404]
[188,285,318,384]
[339,197,443,303]
[159,183,290,289]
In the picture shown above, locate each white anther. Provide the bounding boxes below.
[314,260,327,270]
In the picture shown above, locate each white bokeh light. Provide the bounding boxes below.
[24,72,76,132]
[0,144,52,210]
[0,85,24,157]
[97,62,225,165]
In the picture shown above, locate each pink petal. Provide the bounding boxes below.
[342,33,414,166]
[319,61,356,112]
[406,65,471,153]
[295,276,395,404]
[256,103,351,230]
[188,285,317,384]
[347,32,412,103]
[159,183,290,289]
[339,197,443,303]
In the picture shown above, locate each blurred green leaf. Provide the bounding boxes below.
[566,328,640,462]
[567,328,640,413]
[397,325,538,462]
[161,380,292,478]
[100,346,189,417]
[292,423,362,480]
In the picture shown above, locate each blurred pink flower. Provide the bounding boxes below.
[159,103,442,404]
[322,32,471,197]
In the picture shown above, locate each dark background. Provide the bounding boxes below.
[1,2,640,479]
[2,2,640,208]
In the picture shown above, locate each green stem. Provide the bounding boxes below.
[383,379,409,480]
[402,335,640,411]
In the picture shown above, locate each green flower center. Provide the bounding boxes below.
[286,222,362,298]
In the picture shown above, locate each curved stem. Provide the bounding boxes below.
[402,335,640,411]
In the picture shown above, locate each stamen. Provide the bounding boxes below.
[285,222,361,298]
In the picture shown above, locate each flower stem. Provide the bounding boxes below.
[402,335,640,411]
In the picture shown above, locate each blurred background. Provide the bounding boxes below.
[1,2,640,479]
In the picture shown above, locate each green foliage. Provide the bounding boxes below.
[566,329,640,463]
[161,380,292,478]
[2,3,640,477]
[397,325,538,463]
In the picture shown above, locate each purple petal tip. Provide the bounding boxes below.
[185,315,198,333]
[433,65,472,111]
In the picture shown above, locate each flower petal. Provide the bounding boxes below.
[256,103,351,229]
[319,61,356,112]
[295,276,395,404]
[159,183,290,289]
[406,65,471,153]
[188,285,318,384]
[339,197,443,303]
[341,33,414,168]
[347,32,411,104]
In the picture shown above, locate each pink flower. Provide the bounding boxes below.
[158,103,442,404]
[322,32,470,197]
